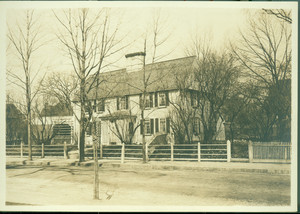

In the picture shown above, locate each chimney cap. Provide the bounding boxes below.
[125,52,146,58]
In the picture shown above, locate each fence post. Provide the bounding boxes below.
[121,143,125,164]
[20,142,23,158]
[146,143,149,162]
[248,141,253,163]
[284,146,288,161]
[99,144,103,159]
[227,140,231,163]
[171,142,174,161]
[64,141,68,159]
[198,142,201,162]
[41,143,45,158]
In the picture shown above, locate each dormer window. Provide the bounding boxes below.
[158,92,169,107]
[117,96,129,110]
[145,93,154,108]
[97,99,105,112]
[139,92,169,109]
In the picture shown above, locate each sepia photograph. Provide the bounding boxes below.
[0,1,297,212]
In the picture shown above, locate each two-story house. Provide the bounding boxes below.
[72,53,225,146]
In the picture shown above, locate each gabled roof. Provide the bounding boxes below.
[77,56,196,101]
[6,103,25,120]
[40,103,72,117]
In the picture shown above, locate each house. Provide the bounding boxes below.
[6,98,26,145]
[72,53,225,146]
[33,102,76,145]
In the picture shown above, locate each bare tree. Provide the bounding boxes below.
[138,10,174,162]
[262,9,292,24]
[40,71,78,116]
[7,10,45,160]
[53,8,125,162]
[222,83,251,142]
[107,109,140,145]
[31,99,57,145]
[186,37,240,144]
[168,70,197,144]
[232,10,291,142]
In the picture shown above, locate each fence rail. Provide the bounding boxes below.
[251,142,291,162]
[6,141,291,163]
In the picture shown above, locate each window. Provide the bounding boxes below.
[159,93,166,106]
[158,92,169,107]
[145,120,151,135]
[145,94,153,108]
[140,93,153,109]
[140,119,154,135]
[160,118,166,133]
[97,99,105,112]
[117,96,128,110]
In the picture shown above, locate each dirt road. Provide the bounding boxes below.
[6,165,290,206]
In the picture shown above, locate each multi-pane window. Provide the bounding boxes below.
[140,119,154,135]
[117,96,128,110]
[145,94,153,108]
[159,93,166,107]
[97,99,105,112]
[160,118,166,133]
[119,97,126,109]
[140,92,169,109]
[144,119,151,135]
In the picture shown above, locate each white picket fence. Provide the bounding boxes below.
[249,142,291,163]
[6,141,291,163]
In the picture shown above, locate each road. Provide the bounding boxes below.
[6,165,290,206]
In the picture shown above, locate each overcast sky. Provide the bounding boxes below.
[3,1,297,104]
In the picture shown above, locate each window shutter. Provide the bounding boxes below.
[139,94,142,108]
[140,120,143,134]
[150,119,154,134]
[117,97,119,110]
[166,92,169,106]
[125,96,129,109]
[154,92,158,107]
[191,91,194,106]
[129,122,133,135]
[192,119,195,134]
[155,118,159,133]
[150,93,153,108]
[102,99,105,111]
[166,117,170,133]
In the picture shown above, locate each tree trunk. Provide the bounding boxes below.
[79,77,86,162]
[26,75,32,161]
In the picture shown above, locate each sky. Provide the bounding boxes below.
[3,1,297,105]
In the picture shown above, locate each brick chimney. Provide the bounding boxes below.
[125,52,146,73]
